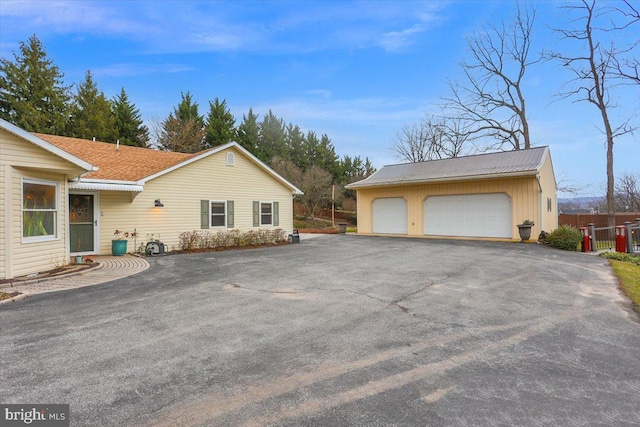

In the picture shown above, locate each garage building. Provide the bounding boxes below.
[345,147,557,241]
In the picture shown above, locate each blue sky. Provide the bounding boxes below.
[1,0,638,197]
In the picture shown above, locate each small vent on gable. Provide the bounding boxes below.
[226,152,235,166]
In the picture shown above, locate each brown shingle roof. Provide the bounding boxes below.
[346,147,549,189]
[34,134,201,181]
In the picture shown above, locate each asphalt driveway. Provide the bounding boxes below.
[1,235,639,426]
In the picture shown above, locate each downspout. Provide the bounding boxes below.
[64,175,70,263]
[3,165,13,279]
[292,193,298,234]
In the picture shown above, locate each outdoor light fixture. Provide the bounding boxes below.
[154,199,164,208]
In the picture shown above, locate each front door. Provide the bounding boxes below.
[69,193,98,254]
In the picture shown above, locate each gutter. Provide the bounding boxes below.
[346,170,539,190]
[68,180,144,192]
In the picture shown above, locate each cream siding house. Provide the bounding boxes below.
[0,119,301,280]
[0,119,95,280]
[86,144,299,255]
[346,147,557,241]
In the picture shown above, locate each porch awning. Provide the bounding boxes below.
[69,182,144,192]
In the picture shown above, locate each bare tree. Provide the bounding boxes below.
[615,172,640,212]
[299,165,332,218]
[271,155,303,187]
[444,2,538,151]
[392,114,468,163]
[609,1,640,84]
[551,0,634,226]
[156,115,205,153]
[556,174,590,196]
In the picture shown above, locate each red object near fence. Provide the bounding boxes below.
[580,227,591,252]
[615,226,627,253]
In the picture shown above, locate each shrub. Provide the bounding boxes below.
[599,251,640,265]
[178,229,287,251]
[546,225,582,251]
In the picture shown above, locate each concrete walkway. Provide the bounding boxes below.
[1,255,149,302]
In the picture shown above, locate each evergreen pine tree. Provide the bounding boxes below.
[236,108,260,157]
[204,97,236,148]
[68,70,115,141]
[259,110,287,164]
[0,34,70,134]
[285,123,307,170]
[111,87,149,147]
[175,91,203,126]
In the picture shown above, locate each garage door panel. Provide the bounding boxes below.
[424,193,511,238]
[373,198,407,234]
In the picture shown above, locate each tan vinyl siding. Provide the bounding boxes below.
[0,129,85,174]
[8,169,69,278]
[538,153,558,233]
[0,129,85,279]
[96,147,294,254]
[356,176,543,241]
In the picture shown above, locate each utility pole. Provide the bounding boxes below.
[332,184,335,226]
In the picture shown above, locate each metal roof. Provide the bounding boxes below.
[346,147,549,189]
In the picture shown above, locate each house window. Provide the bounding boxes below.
[210,201,227,227]
[22,179,58,241]
[547,197,553,212]
[226,152,235,166]
[252,200,278,227]
[260,202,273,225]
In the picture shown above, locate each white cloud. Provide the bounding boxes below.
[92,63,194,77]
[189,32,245,51]
[0,0,155,39]
[379,25,427,52]
[1,0,448,55]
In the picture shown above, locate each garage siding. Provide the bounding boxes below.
[355,177,540,240]
[538,157,558,232]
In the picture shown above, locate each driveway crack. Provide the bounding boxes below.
[304,287,390,305]
[228,283,301,295]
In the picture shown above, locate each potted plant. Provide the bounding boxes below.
[517,220,535,242]
[112,230,137,256]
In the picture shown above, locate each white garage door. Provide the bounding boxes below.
[424,193,512,238]
[372,198,407,234]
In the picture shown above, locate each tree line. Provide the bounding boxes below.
[0,36,149,148]
[0,35,375,215]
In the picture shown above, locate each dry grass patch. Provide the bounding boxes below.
[0,291,21,301]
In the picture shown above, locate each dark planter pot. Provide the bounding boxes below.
[111,240,128,256]
[517,225,533,242]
